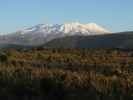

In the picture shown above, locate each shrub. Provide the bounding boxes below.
[0,52,8,63]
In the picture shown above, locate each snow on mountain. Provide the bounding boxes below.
[59,22,110,35]
[20,22,110,35]
[0,22,111,46]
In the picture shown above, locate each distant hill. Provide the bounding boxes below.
[43,31,133,49]
[0,31,133,49]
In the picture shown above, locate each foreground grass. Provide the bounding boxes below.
[0,48,133,100]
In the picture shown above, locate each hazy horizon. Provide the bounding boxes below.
[0,0,133,34]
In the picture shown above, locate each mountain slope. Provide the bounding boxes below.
[43,31,133,49]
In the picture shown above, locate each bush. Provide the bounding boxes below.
[0,52,8,63]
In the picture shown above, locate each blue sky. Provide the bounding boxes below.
[0,0,133,33]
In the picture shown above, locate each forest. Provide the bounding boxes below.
[0,48,133,100]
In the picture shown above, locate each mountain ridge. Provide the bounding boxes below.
[18,22,110,35]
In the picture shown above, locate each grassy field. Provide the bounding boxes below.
[0,48,133,100]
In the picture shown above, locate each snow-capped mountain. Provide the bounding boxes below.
[0,22,110,46]
[19,22,110,35]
